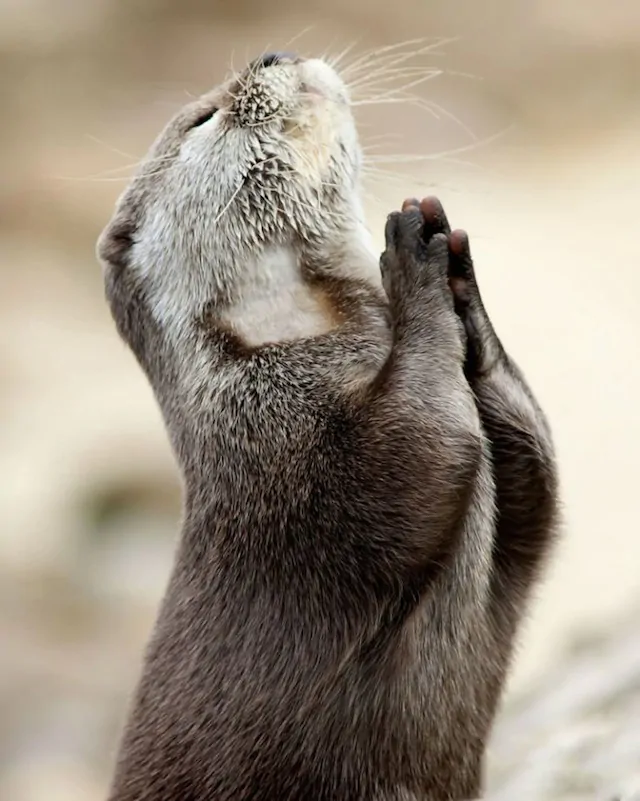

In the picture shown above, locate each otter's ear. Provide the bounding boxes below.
[97,213,136,272]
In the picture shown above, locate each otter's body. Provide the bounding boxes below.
[98,53,558,801]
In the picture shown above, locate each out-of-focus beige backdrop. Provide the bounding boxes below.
[1,2,639,799]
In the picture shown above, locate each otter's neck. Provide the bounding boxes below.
[220,229,381,348]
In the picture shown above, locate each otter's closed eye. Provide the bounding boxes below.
[189,108,218,129]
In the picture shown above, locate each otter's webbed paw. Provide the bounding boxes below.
[400,196,479,323]
[416,194,502,377]
[447,228,503,378]
[379,203,451,314]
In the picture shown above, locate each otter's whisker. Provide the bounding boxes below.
[85,134,142,162]
[326,40,361,73]
[362,132,404,144]
[338,37,454,81]
[361,140,405,155]
[442,69,485,82]
[249,43,273,81]
[364,124,514,164]
[357,87,479,143]
[55,158,180,182]
[363,154,506,182]
[350,72,446,106]
[417,99,479,142]
[360,167,467,200]
[347,63,442,90]
[55,175,133,183]
[54,169,170,182]
[212,176,246,226]
[361,167,415,190]
[69,153,177,181]
[284,25,317,51]
[348,68,442,95]
[338,41,453,91]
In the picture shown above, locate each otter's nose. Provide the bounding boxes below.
[254,51,299,69]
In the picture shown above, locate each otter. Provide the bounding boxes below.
[97,52,559,801]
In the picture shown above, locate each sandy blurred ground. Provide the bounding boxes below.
[1,1,639,799]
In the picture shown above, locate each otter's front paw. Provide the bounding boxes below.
[380,200,450,310]
[447,228,502,377]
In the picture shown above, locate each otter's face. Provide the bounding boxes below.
[98,54,371,333]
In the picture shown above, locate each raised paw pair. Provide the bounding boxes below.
[381,196,501,380]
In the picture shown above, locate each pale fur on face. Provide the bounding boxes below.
[98,56,381,345]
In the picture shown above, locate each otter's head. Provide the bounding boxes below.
[98,53,376,335]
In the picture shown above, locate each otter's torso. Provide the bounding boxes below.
[99,51,558,801]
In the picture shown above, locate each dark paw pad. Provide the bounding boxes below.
[447,229,477,309]
[419,196,452,242]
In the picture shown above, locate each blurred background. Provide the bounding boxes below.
[1,1,639,799]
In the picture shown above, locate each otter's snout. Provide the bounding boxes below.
[254,51,300,69]
[233,52,302,126]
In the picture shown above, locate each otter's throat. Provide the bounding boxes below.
[220,247,340,347]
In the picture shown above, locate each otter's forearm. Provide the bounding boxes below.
[472,362,558,630]
[359,208,485,578]
[447,230,559,634]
